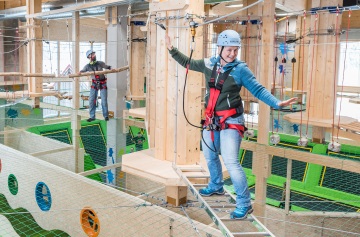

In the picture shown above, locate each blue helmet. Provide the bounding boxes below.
[217,30,241,47]
[86,49,95,58]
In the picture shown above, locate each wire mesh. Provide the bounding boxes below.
[0,3,360,237]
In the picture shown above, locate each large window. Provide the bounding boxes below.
[42,41,106,118]
[337,42,360,121]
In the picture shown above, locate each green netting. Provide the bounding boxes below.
[0,194,70,237]
[319,166,360,196]
[41,130,72,144]
[271,156,307,182]
[240,150,253,169]
[248,184,358,212]
[80,124,107,166]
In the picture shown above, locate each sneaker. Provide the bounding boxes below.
[199,187,225,197]
[87,118,95,122]
[105,117,109,121]
[230,206,253,220]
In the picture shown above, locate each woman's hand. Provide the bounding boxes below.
[278,97,298,107]
[165,34,173,50]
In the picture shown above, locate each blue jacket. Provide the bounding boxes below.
[169,47,281,111]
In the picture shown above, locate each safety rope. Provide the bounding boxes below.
[245,14,251,129]
[271,14,278,135]
[331,7,341,143]
[336,10,351,140]
[305,13,318,137]
[299,11,306,139]
[277,17,289,133]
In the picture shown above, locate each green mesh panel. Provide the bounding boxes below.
[271,156,307,182]
[320,166,360,196]
[80,124,106,166]
[41,130,71,144]
[240,150,253,169]
[248,184,358,212]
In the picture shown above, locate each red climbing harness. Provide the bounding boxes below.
[202,64,246,140]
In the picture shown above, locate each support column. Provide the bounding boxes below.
[252,0,276,219]
[71,11,83,173]
[148,0,204,206]
[106,6,128,185]
[26,0,42,108]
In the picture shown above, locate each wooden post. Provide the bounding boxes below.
[252,0,275,219]
[71,11,83,173]
[26,0,42,108]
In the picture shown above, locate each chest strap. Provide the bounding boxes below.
[203,64,246,138]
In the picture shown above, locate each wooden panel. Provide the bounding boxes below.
[147,16,157,148]
[154,12,167,160]
[177,1,203,165]
[165,10,177,162]
[342,8,360,29]
[130,22,146,97]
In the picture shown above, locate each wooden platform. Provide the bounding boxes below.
[122,148,228,186]
[128,107,146,119]
[283,112,357,128]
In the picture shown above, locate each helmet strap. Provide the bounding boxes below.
[219,46,230,65]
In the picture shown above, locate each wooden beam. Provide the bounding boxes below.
[241,141,360,174]
[29,147,73,157]
[26,0,139,18]
[68,66,129,77]
[78,162,122,176]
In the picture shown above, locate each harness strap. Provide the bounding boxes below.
[215,108,239,124]
[220,123,246,137]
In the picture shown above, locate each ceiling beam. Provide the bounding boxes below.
[26,0,143,18]
[275,0,306,12]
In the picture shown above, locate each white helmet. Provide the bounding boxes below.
[217,30,241,47]
[86,49,95,58]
